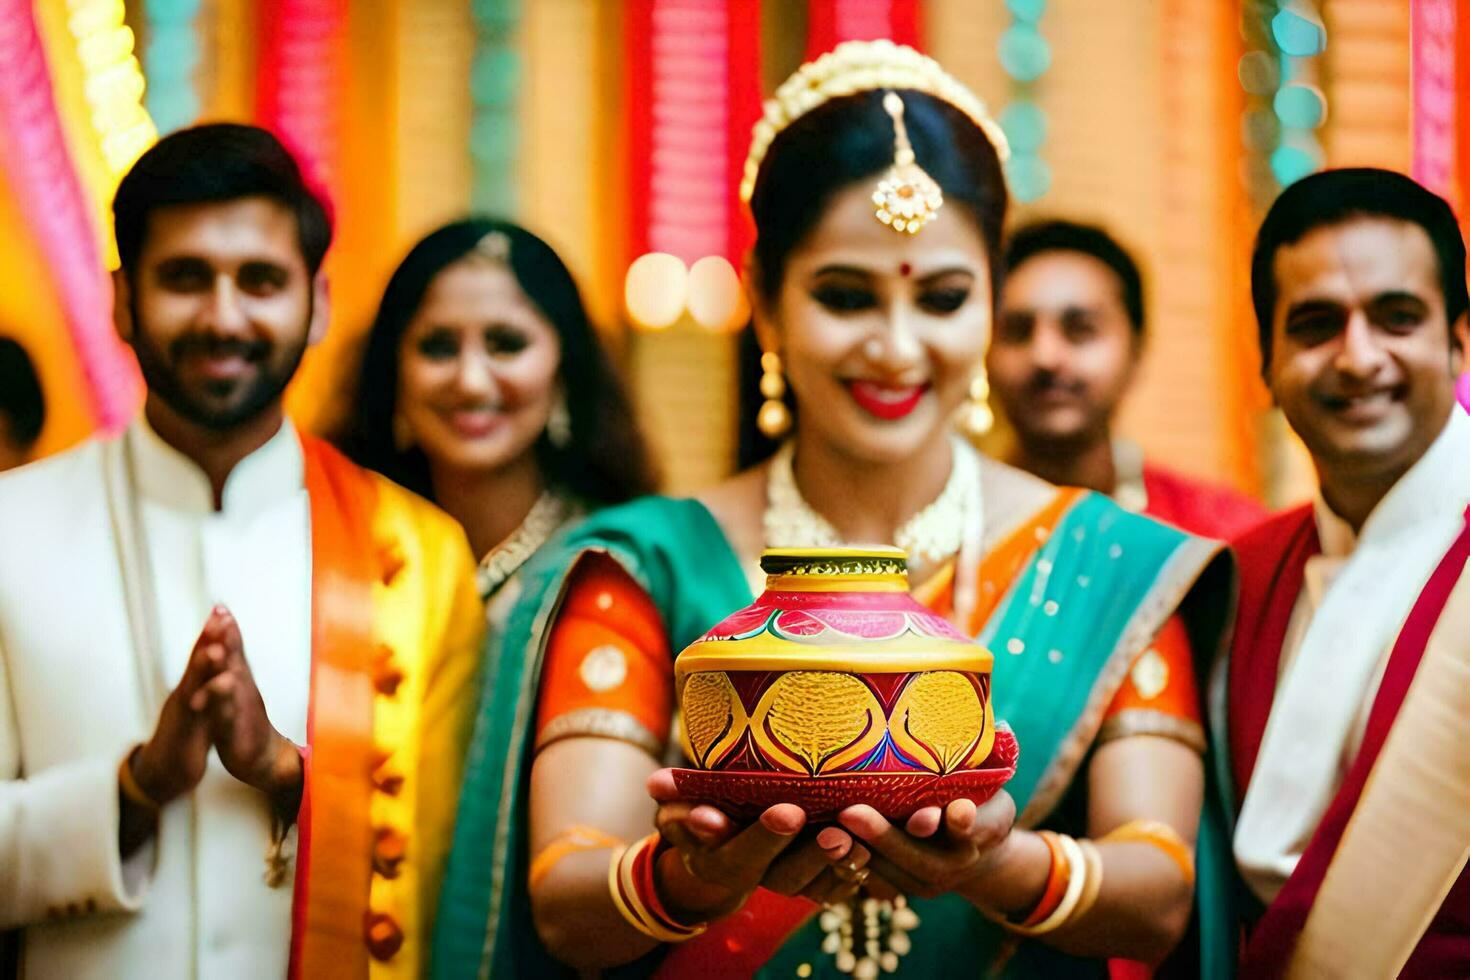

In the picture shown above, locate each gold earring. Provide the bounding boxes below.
[959,369,993,437]
[757,351,791,439]
[546,393,572,448]
[393,412,415,451]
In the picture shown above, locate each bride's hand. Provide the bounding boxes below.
[647,769,872,919]
[835,792,1016,900]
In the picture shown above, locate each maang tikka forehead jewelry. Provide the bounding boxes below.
[475,230,511,263]
[872,91,944,234]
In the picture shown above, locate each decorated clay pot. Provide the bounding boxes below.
[671,547,1017,821]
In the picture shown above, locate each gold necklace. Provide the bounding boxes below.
[763,435,978,569]
[475,491,575,601]
[1111,438,1149,513]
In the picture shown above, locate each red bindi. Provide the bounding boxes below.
[898,262,912,277]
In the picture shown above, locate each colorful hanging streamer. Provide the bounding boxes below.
[805,0,922,58]
[997,0,1051,203]
[470,0,521,215]
[62,0,157,184]
[0,1,140,432]
[1410,0,1457,199]
[1268,1,1327,189]
[255,0,347,209]
[143,0,204,133]
[626,0,761,269]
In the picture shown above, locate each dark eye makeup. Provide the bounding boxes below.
[811,284,878,312]
[483,323,531,355]
[918,287,970,314]
[415,322,534,360]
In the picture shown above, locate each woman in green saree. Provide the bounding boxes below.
[435,41,1233,979]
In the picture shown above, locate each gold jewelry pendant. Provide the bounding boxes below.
[819,896,921,977]
[958,369,994,438]
[872,92,944,235]
[758,350,792,438]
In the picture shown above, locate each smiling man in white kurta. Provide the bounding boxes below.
[0,124,483,979]
[1219,168,1470,978]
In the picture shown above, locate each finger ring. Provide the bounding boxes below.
[833,859,869,884]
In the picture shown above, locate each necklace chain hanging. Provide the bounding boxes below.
[819,895,921,976]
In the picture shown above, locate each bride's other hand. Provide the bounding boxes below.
[647,769,871,916]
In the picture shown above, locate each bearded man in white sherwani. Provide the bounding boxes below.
[0,125,483,979]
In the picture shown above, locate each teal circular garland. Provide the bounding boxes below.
[470,0,521,215]
[997,0,1051,203]
[143,0,203,134]
[1239,0,1326,204]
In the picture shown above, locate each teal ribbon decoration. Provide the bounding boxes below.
[143,0,203,134]
[997,0,1051,202]
[470,0,521,215]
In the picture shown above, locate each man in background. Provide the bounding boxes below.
[0,336,45,471]
[988,220,1267,539]
[0,123,483,977]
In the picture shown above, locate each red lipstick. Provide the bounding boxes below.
[845,380,929,421]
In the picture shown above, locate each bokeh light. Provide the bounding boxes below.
[998,24,1051,83]
[1271,6,1326,58]
[1273,82,1326,129]
[1005,0,1047,24]
[999,101,1047,155]
[625,252,688,331]
[686,256,748,333]
[1007,153,1052,203]
[1237,50,1279,95]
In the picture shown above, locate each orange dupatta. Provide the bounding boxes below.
[290,436,382,978]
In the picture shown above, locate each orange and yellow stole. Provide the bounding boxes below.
[289,435,483,979]
[291,436,381,978]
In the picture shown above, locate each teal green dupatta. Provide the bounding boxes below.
[433,498,749,979]
[433,492,1232,979]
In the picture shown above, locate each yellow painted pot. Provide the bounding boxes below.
[671,547,1017,821]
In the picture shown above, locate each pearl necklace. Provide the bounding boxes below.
[763,435,980,570]
[475,490,575,601]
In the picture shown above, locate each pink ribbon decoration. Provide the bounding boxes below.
[628,0,761,268]
[1411,0,1456,197]
[254,0,346,218]
[0,2,141,432]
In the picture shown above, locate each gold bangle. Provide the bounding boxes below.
[117,745,159,812]
[1101,819,1195,887]
[607,836,706,943]
[1016,830,1069,927]
[1073,839,1105,921]
[530,825,624,891]
[1006,834,1087,936]
[621,836,706,941]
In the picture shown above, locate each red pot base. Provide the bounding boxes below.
[670,730,1018,822]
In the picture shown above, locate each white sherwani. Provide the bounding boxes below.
[0,418,312,978]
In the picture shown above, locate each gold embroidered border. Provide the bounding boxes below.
[1096,709,1206,754]
[1289,567,1470,977]
[534,707,663,759]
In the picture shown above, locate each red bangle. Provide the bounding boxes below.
[637,836,702,932]
[1018,831,1070,927]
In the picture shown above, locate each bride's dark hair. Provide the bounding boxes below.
[737,89,1010,467]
